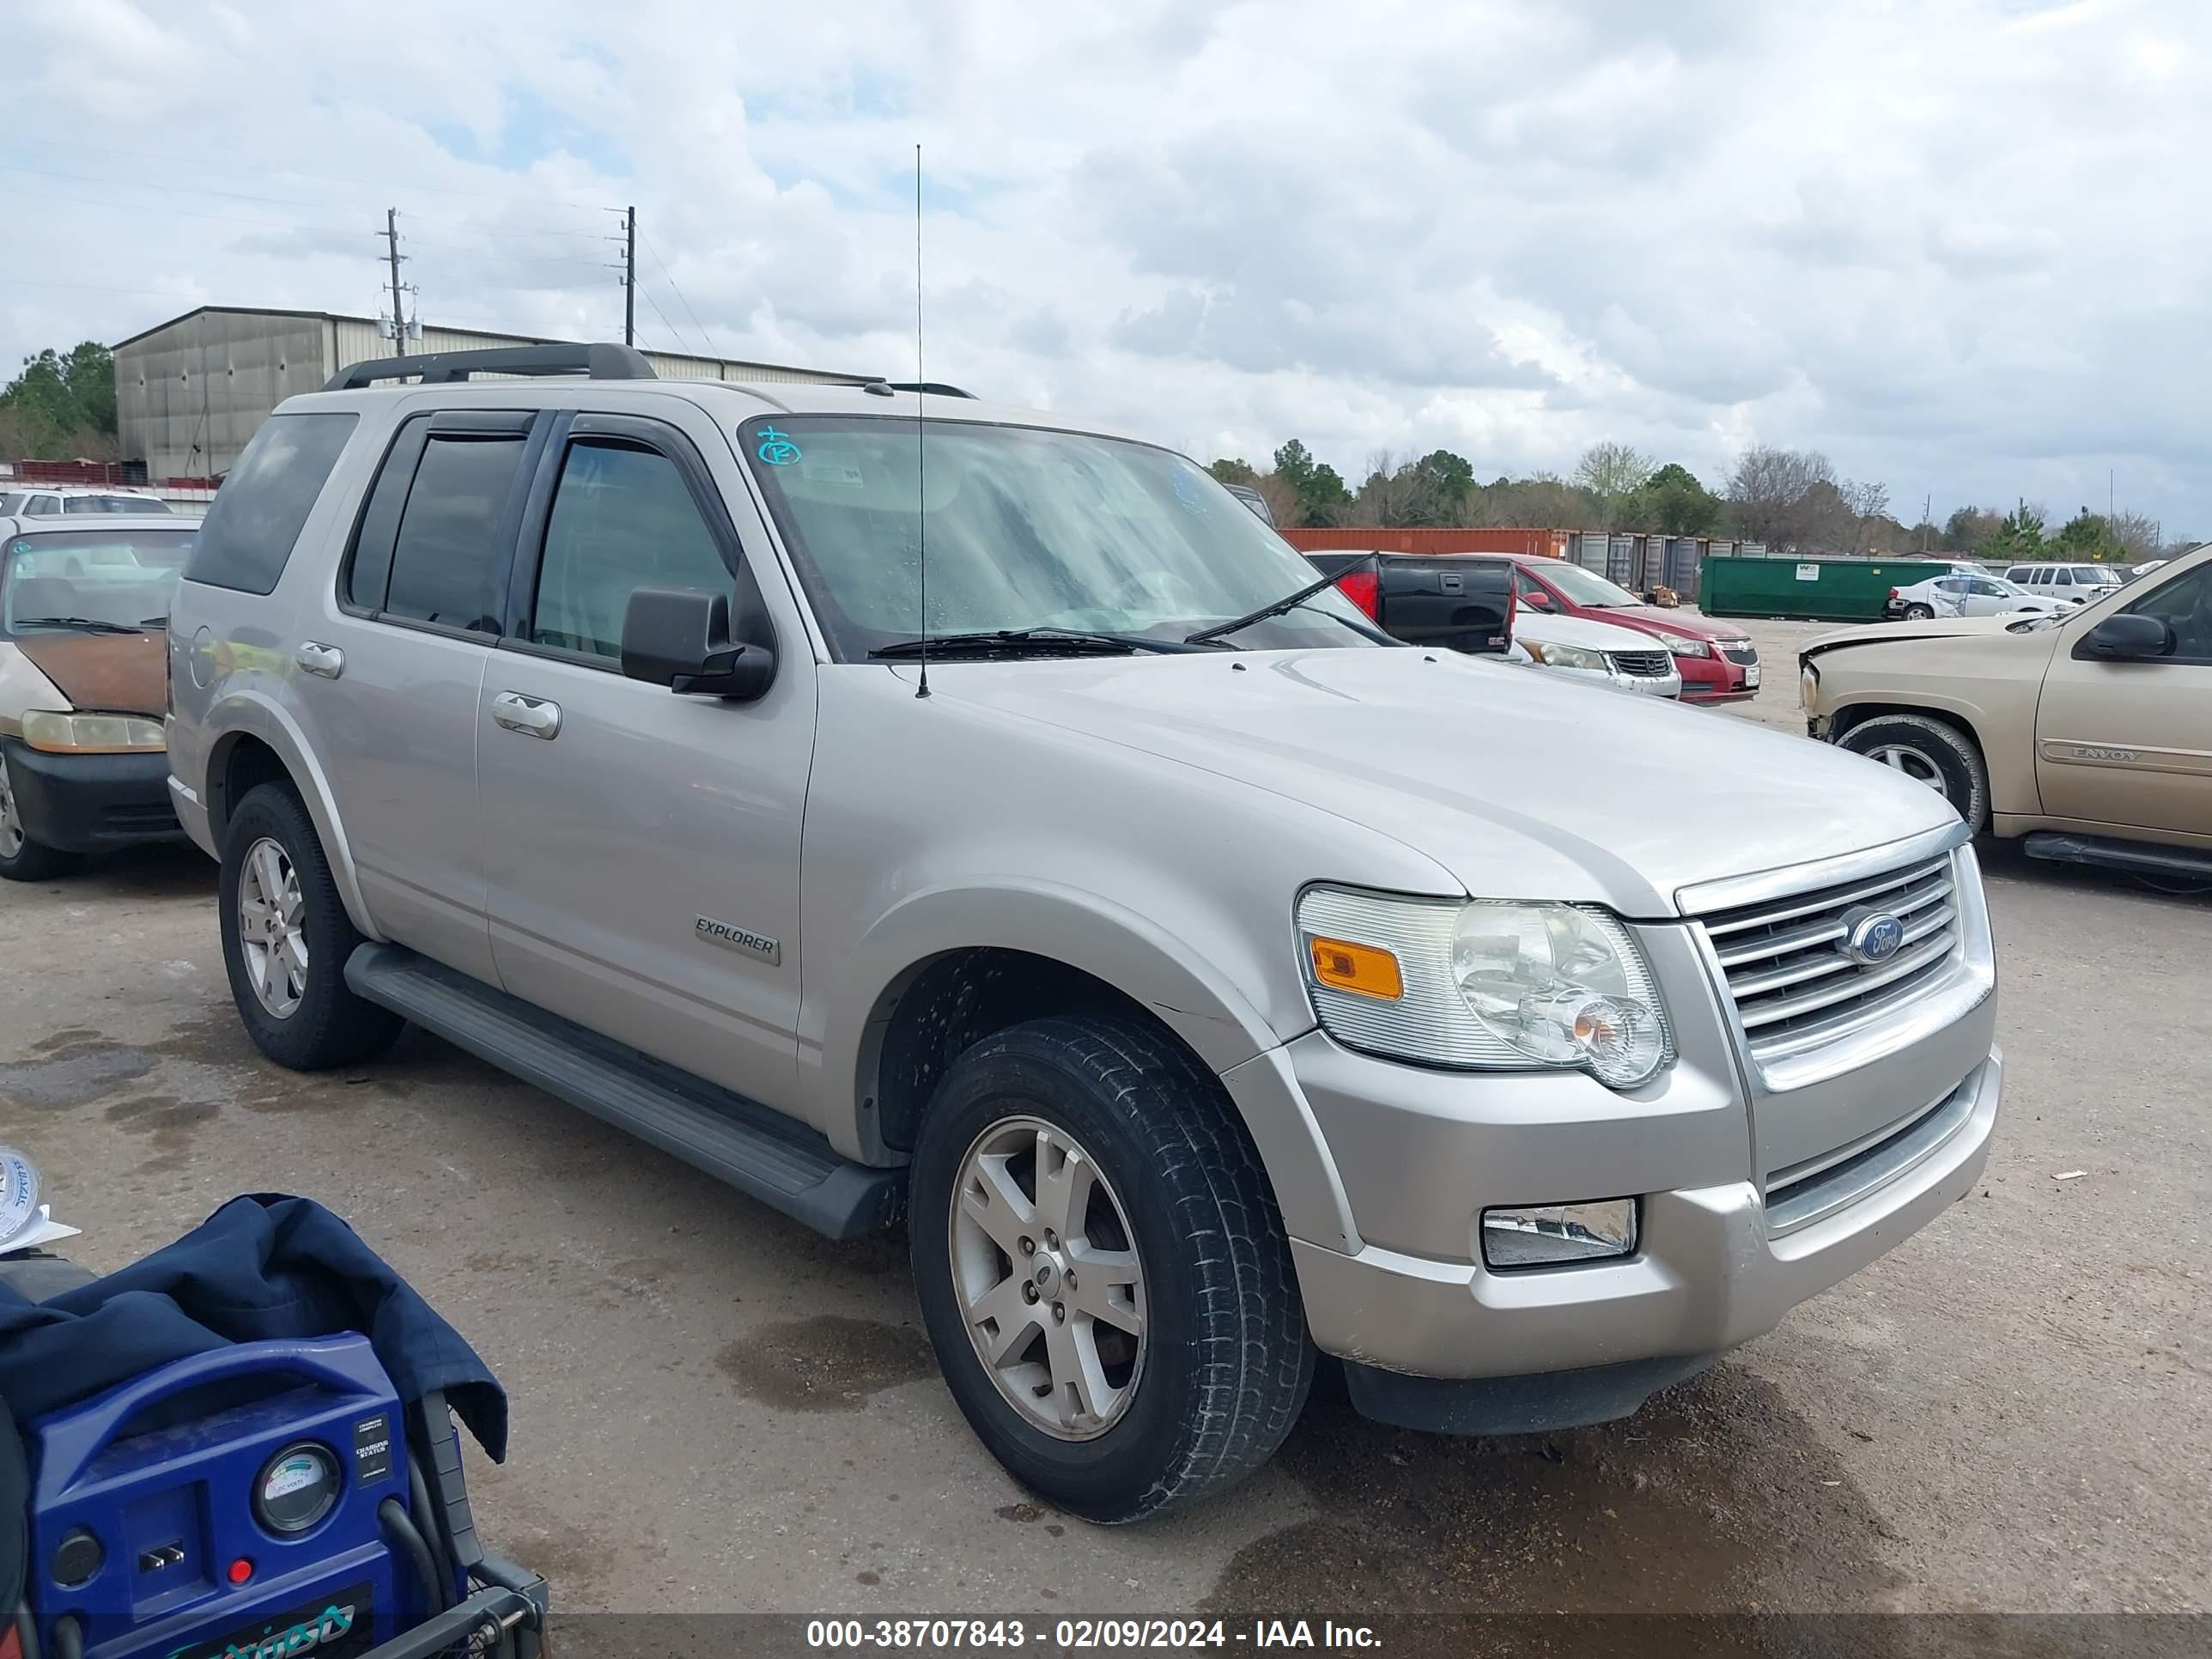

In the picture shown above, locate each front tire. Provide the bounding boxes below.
[1838,713,1989,830]
[909,1017,1312,1523]
[219,782,404,1070]
[0,752,82,882]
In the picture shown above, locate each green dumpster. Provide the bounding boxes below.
[1698,555,1951,622]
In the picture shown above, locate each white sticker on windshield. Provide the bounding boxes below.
[800,460,865,488]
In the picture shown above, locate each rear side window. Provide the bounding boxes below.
[379,434,529,633]
[184,411,358,595]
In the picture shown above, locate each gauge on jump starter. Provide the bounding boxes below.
[253,1442,340,1534]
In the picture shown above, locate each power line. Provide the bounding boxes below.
[639,228,723,359]
[635,283,691,356]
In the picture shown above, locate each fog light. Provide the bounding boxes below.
[1481,1200,1638,1269]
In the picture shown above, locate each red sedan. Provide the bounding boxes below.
[1502,554,1759,702]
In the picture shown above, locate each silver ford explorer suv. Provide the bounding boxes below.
[165,344,2000,1522]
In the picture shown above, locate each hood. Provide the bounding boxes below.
[920,649,1957,916]
[1802,615,2028,659]
[1577,605,1745,642]
[1514,611,1673,653]
[13,630,167,717]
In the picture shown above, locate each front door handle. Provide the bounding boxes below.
[491,691,562,739]
[296,641,345,679]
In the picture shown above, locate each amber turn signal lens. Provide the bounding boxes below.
[1307,935,1404,1000]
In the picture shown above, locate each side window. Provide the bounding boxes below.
[2051,568,2072,586]
[184,411,358,594]
[62,495,100,514]
[25,495,59,517]
[2128,565,2212,664]
[529,439,732,660]
[380,434,530,633]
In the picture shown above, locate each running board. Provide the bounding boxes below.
[344,943,905,1239]
[2021,831,2212,883]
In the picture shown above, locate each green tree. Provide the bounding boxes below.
[1942,506,2002,553]
[1272,439,1316,493]
[1302,462,1353,524]
[1411,448,1475,510]
[0,342,117,453]
[2051,510,2115,560]
[1979,503,2048,562]
[1640,461,1721,535]
[1208,458,1259,487]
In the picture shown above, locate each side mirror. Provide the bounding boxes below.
[2074,613,2173,662]
[1641,590,1658,605]
[621,586,776,699]
[1522,590,1551,608]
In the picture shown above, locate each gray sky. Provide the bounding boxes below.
[7,0,2205,537]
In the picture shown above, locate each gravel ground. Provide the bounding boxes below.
[3,615,2205,1621]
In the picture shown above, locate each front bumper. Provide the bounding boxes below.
[1679,649,1759,702]
[1,736,183,852]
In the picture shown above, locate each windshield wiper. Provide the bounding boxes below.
[11,616,143,635]
[869,628,1181,659]
[1184,555,1376,646]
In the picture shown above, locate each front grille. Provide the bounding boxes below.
[1720,643,1758,665]
[1607,649,1673,678]
[1763,1071,1978,1235]
[1698,850,1960,1060]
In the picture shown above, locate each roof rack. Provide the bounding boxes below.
[325,343,657,392]
[884,380,977,398]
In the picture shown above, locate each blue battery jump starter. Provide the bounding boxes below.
[27,1335,460,1659]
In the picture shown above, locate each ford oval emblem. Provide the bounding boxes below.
[1843,908,1907,966]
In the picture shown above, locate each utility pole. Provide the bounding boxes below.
[1922,494,1931,553]
[383,209,410,348]
[623,206,636,347]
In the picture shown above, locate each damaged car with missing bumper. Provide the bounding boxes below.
[163,345,2000,1522]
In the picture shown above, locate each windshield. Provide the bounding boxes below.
[2072,565,2123,587]
[1529,562,1641,607]
[741,416,1379,658]
[1,528,194,633]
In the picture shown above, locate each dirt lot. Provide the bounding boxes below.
[3,614,2207,1619]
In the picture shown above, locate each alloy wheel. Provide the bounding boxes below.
[237,836,307,1018]
[0,755,21,860]
[1866,743,1950,799]
[948,1114,1147,1441]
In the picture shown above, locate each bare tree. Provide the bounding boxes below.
[2107,509,2161,561]
[1842,478,1892,556]
[1572,441,1653,531]
[1725,445,1837,548]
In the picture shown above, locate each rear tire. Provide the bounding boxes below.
[1838,713,1989,831]
[1903,603,1935,621]
[219,782,404,1070]
[909,1016,1312,1523]
[0,751,83,882]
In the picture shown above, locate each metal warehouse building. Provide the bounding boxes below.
[112,306,877,482]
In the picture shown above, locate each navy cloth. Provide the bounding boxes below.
[0,1194,505,1462]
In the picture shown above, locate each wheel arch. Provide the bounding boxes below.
[201,694,382,939]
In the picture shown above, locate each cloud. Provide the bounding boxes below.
[3,0,2209,534]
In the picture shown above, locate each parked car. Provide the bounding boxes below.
[1304,550,1513,654]
[1804,544,2212,886]
[1502,555,1759,700]
[2000,562,2122,604]
[165,343,2000,1522]
[1884,573,2066,622]
[0,516,195,878]
[1512,609,1683,697]
[0,486,172,518]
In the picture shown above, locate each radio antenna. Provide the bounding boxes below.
[913,143,931,700]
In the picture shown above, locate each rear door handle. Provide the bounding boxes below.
[491,691,562,739]
[296,641,344,679]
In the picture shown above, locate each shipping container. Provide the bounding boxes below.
[1699,555,1952,622]
[1278,527,1571,559]
[1663,537,1702,599]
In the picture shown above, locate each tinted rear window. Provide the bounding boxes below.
[183,411,358,594]
[380,434,527,632]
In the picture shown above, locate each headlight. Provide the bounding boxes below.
[1662,636,1712,658]
[1297,888,1673,1089]
[1521,640,1608,672]
[19,710,166,753]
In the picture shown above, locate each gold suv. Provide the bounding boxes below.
[1802,545,2212,884]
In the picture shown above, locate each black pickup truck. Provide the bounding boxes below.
[1305,550,1516,654]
